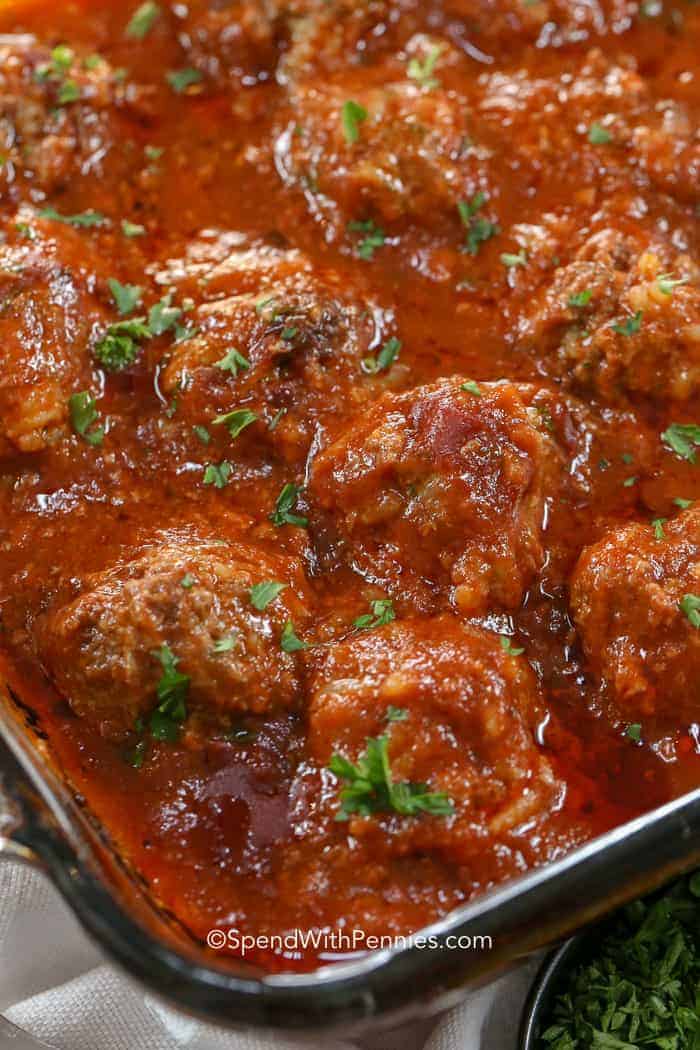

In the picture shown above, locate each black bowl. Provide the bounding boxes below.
[518,932,594,1050]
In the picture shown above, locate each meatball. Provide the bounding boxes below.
[39,540,311,738]
[476,49,700,207]
[308,616,563,867]
[158,235,398,465]
[0,39,151,199]
[516,229,700,403]
[275,70,481,237]
[172,0,285,85]
[306,378,562,613]
[570,506,700,726]
[0,214,112,458]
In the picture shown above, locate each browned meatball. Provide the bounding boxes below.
[158,235,399,465]
[275,69,480,238]
[308,616,563,867]
[570,506,700,726]
[172,0,285,85]
[476,48,700,207]
[516,230,700,404]
[39,540,311,738]
[0,214,113,458]
[306,378,563,614]
[0,39,151,198]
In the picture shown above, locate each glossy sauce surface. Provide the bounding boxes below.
[0,0,699,972]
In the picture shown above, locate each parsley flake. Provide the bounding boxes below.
[211,636,237,654]
[501,249,528,268]
[500,635,524,656]
[406,44,443,91]
[568,289,593,308]
[680,593,700,628]
[626,723,642,742]
[588,122,613,144]
[126,1,161,39]
[212,408,257,439]
[69,391,104,446]
[461,380,482,396]
[362,336,401,374]
[651,517,667,540]
[662,423,700,463]
[348,219,385,260]
[657,272,690,296]
[216,348,250,376]
[612,311,643,336]
[280,620,309,653]
[149,644,189,741]
[94,318,150,371]
[250,581,287,611]
[386,706,409,723]
[203,461,232,488]
[39,206,105,228]
[121,219,145,238]
[354,598,396,631]
[270,483,308,527]
[341,100,367,144]
[167,67,203,94]
[329,735,454,821]
[108,278,142,316]
[457,193,499,255]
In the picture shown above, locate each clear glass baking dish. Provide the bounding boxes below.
[2,673,700,1037]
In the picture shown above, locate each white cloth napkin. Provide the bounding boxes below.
[0,864,540,1050]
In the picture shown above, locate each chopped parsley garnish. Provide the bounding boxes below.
[406,44,443,91]
[588,122,613,144]
[212,408,258,439]
[149,644,189,741]
[501,249,528,268]
[69,391,104,446]
[457,193,499,255]
[193,424,211,445]
[145,144,163,161]
[461,380,482,396]
[568,289,593,308]
[127,737,147,769]
[203,461,232,488]
[39,206,105,228]
[662,423,700,463]
[126,1,161,39]
[281,325,298,342]
[329,735,454,821]
[362,336,401,374]
[121,219,145,238]
[167,67,203,94]
[657,272,689,296]
[539,869,700,1049]
[348,219,385,260]
[623,475,638,488]
[57,80,80,104]
[255,295,278,318]
[386,706,408,723]
[675,497,694,509]
[680,593,700,628]
[500,635,524,656]
[280,620,309,653]
[625,723,642,742]
[211,636,237,654]
[612,310,643,336]
[94,318,151,371]
[268,408,286,431]
[108,278,142,315]
[148,294,182,335]
[250,581,287,611]
[270,483,308,527]
[341,100,367,144]
[354,598,396,631]
[180,573,196,589]
[651,517,667,540]
[216,348,250,376]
